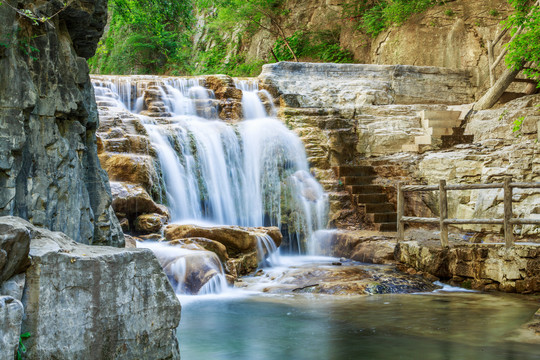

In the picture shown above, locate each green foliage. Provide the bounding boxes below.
[343,0,441,37]
[17,332,31,360]
[490,9,500,17]
[273,30,354,63]
[89,0,195,74]
[512,116,525,136]
[503,0,540,83]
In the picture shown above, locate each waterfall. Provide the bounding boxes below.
[93,76,329,292]
[137,241,228,295]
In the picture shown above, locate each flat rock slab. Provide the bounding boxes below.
[237,259,439,295]
[15,218,181,360]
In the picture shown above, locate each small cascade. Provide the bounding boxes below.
[255,233,280,268]
[137,241,228,295]
[93,75,329,255]
[235,80,267,119]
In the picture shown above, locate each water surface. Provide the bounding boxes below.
[178,292,540,360]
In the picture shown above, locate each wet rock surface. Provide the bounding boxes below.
[0,0,122,246]
[165,224,282,257]
[238,259,440,295]
[164,224,282,277]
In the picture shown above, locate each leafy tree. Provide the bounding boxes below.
[504,0,540,82]
[90,0,195,74]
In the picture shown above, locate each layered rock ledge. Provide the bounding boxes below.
[395,239,540,293]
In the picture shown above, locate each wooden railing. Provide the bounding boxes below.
[396,177,540,248]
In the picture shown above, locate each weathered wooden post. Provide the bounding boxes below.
[439,179,449,248]
[397,182,405,242]
[503,176,514,247]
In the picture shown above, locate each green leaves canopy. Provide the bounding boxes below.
[504,0,540,81]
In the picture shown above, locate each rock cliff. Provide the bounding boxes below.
[0,0,122,246]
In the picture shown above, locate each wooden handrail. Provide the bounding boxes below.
[396,177,540,248]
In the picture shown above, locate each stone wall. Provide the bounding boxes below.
[0,0,122,246]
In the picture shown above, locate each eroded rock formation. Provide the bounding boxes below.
[0,0,122,246]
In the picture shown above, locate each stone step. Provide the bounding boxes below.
[333,166,375,177]
[414,134,432,145]
[354,193,388,204]
[422,118,462,129]
[342,176,376,186]
[427,127,454,136]
[367,212,397,223]
[374,222,397,232]
[346,184,383,194]
[365,203,394,213]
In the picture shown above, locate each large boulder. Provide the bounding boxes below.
[12,217,181,359]
[0,296,24,360]
[0,217,31,283]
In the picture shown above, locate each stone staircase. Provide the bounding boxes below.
[333,165,397,232]
[401,110,473,153]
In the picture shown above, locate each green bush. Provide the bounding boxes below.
[273,30,354,63]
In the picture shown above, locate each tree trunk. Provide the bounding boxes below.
[473,66,522,110]
[270,48,279,62]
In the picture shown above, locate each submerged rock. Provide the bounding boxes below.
[4,217,181,359]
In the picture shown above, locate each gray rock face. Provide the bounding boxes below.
[11,217,182,359]
[0,217,31,283]
[0,296,24,360]
[260,62,475,108]
[0,0,123,246]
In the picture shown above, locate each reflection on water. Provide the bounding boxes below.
[178,292,540,360]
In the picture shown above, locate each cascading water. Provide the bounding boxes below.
[137,241,228,295]
[93,76,329,293]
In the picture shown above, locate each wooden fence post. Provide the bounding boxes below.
[397,182,405,242]
[503,176,514,247]
[439,179,449,248]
